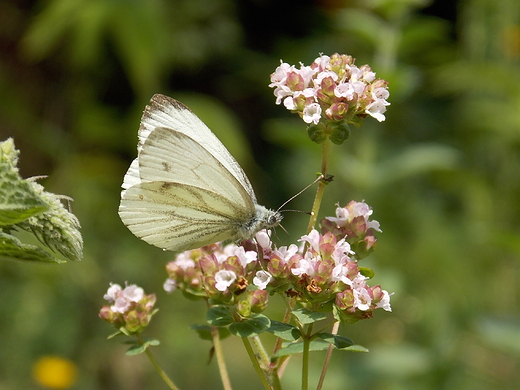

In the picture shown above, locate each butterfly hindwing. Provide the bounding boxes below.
[119,181,256,251]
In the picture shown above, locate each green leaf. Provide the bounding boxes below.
[16,186,83,261]
[272,340,332,358]
[342,344,369,353]
[125,339,160,356]
[316,332,354,349]
[359,267,375,279]
[229,314,270,337]
[126,344,146,356]
[206,306,235,327]
[190,324,230,341]
[266,321,301,341]
[292,308,329,325]
[0,138,83,262]
[107,330,123,340]
[0,232,65,263]
[0,139,48,225]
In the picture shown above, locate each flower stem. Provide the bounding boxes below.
[137,335,178,390]
[212,326,233,390]
[252,336,271,371]
[301,323,314,390]
[242,337,273,390]
[306,138,331,234]
[316,321,340,390]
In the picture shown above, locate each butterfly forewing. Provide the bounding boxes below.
[137,127,252,207]
[138,94,256,202]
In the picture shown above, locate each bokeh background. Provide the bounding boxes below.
[1,0,520,389]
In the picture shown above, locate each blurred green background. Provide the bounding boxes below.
[1,0,520,389]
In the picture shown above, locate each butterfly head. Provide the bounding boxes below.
[237,205,282,240]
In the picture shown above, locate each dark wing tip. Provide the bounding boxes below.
[149,94,192,113]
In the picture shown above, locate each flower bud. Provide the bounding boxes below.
[237,289,269,317]
[307,123,327,144]
[329,121,350,145]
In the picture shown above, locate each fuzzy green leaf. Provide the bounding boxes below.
[16,186,83,261]
[0,138,83,262]
[0,232,65,263]
[0,139,48,225]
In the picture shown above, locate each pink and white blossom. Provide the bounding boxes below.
[270,53,390,125]
[215,270,237,292]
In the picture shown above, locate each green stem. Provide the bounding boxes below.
[137,335,178,390]
[252,336,271,371]
[251,326,283,389]
[301,323,314,390]
[306,139,331,234]
[242,337,273,390]
[316,321,340,390]
[212,326,233,390]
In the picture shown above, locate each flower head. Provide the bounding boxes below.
[163,202,391,323]
[99,283,157,334]
[269,53,390,131]
[322,201,381,259]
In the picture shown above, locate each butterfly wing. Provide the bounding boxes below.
[119,181,255,251]
[119,127,257,251]
[135,94,257,203]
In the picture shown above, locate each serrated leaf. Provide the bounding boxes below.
[17,185,83,261]
[273,340,332,358]
[292,308,329,325]
[229,314,270,337]
[190,324,231,341]
[0,232,65,263]
[0,139,48,225]
[316,333,354,349]
[207,306,235,327]
[266,321,301,341]
[0,138,83,262]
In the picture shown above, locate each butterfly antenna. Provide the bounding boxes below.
[277,174,327,212]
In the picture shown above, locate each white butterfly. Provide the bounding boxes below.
[119,94,282,252]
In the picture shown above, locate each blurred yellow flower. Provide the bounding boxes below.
[32,356,78,389]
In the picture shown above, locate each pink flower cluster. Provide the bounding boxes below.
[164,201,391,323]
[322,200,382,259]
[269,53,390,126]
[99,283,157,334]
